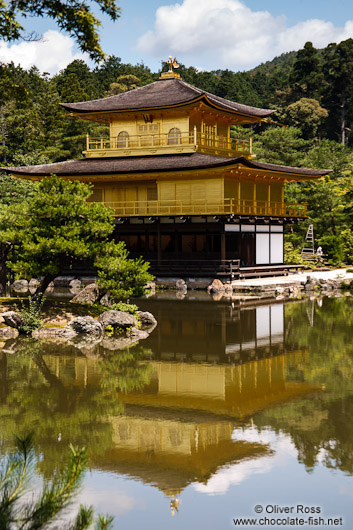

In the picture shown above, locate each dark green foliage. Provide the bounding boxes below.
[289,42,324,101]
[3,175,152,300]
[17,296,45,335]
[96,241,153,301]
[253,126,309,166]
[109,301,139,315]
[0,434,114,529]
[0,0,120,62]
[10,175,115,296]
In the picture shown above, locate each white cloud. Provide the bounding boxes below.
[0,30,86,74]
[193,427,296,495]
[137,0,353,71]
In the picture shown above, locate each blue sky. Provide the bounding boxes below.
[1,0,353,74]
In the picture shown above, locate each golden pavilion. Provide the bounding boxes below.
[3,61,330,276]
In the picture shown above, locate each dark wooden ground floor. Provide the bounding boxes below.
[112,215,293,277]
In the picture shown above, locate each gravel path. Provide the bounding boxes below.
[231,268,353,287]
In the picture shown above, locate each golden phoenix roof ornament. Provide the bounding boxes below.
[160,56,181,79]
[166,56,179,73]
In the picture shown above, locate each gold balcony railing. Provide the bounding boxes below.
[84,132,252,158]
[103,199,306,218]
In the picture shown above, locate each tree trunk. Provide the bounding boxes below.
[0,243,11,294]
[33,273,57,300]
[340,90,346,145]
[0,105,6,163]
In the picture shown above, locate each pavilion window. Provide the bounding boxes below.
[256,182,269,202]
[270,182,283,203]
[168,127,181,145]
[117,131,130,148]
[240,181,254,201]
[147,184,158,201]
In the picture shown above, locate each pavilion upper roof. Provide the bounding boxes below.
[60,77,275,119]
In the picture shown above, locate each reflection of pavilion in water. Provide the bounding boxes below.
[139,299,293,363]
[41,301,318,510]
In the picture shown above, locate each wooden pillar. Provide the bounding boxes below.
[157,223,161,265]
[221,229,226,262]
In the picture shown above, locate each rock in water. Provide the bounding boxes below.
[1,311,23,329]
[176,279,187,291]
[97,310,138,330]
[70,283,100,305]
[32,327,77,339]
[12,279,28,292]
[137,311,157,330]
[207,279,225,293]
[67,316,103,335]
[0,326,19,339]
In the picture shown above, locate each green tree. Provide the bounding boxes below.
[105,74,140,96]
[61,73,89,103]
[9,175,152,299]
[284,98,328,139]
[0,0,121,62]
[0,434,113,529]
[323,39,353,145]
[252,126,310,166]
[96,241,153,300]
[289,42,324,101]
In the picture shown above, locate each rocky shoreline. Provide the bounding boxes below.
[6,269,353,304]
[0,281,157,348]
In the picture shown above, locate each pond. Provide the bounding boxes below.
[0,295,353,529]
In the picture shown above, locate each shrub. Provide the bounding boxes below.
[17,296,44,334]
[284,241,303,264]
[110,301,139,316]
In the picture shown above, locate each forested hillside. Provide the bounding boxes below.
[2,39,353,264]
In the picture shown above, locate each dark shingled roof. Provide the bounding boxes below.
[1,153,331,177]
[60,78,274,118]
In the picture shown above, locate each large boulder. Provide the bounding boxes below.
[67,316,103,335]
[0,326,19,339]
[1,311,23,329]
[99,291,113,307]
[207,279,225,293]
[12,279,28,292]
[32,327,77,339]
[97,310,138,330]
[176,279,187,291]
[137,311,157,330]
[70,283,100,305]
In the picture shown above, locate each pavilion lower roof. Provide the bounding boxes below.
[2,153,331,179]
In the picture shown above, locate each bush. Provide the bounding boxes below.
[284,241,303,264]
[17,296,44,334]
[318,234,345,266]
[110,301,139,316]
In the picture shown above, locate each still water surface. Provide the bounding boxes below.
[1,295,353,529]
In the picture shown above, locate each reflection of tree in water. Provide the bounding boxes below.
[0,350,8,404]
[0,338,153,478]
[99,346,154,394]
[255,297,353,474]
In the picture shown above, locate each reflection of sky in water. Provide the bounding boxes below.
[69,426,353,530]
